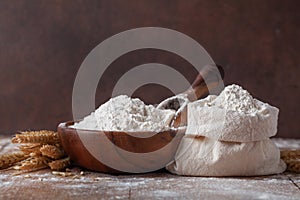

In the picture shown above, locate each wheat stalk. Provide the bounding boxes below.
[52,171,73,177]
[12,130,60,144]
[4,130,73,174]
[40,144,65,159]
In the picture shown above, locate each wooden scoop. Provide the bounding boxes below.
[157,64,225,127]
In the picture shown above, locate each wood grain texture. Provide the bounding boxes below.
[1,170,300,200]
[0,0,299,138]
[1,136,300,199]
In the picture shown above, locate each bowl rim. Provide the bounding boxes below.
[58,121,186,134]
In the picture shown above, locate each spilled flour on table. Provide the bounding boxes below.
[0,167,299,199]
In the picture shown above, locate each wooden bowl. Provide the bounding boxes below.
[57,121,185,174]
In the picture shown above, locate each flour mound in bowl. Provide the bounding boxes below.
[71,95,175,132]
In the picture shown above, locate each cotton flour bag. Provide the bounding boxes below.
[166,84,286,176]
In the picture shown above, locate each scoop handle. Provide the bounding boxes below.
[172,65,224,128]
[183,64,224,101]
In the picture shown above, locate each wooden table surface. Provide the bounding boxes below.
[1,136,300,200]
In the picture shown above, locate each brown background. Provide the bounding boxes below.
[0,0,299,138]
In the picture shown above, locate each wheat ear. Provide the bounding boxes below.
[12,130,60,144]
[40,144,65,159]
[14,156,50,172]
[281,149,300,160]
[0,152,28,169]
[19,144,42,156]
[48,157,70,171]
[284,159,300,173]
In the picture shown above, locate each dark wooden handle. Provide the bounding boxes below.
[191,64,224,88]
[172,65,224,128]
[183,64,224,101]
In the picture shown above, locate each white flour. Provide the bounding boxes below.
[71,95,175,132]
[212,84,259,114]
[196,84,267,115]
[186,84,279,142]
